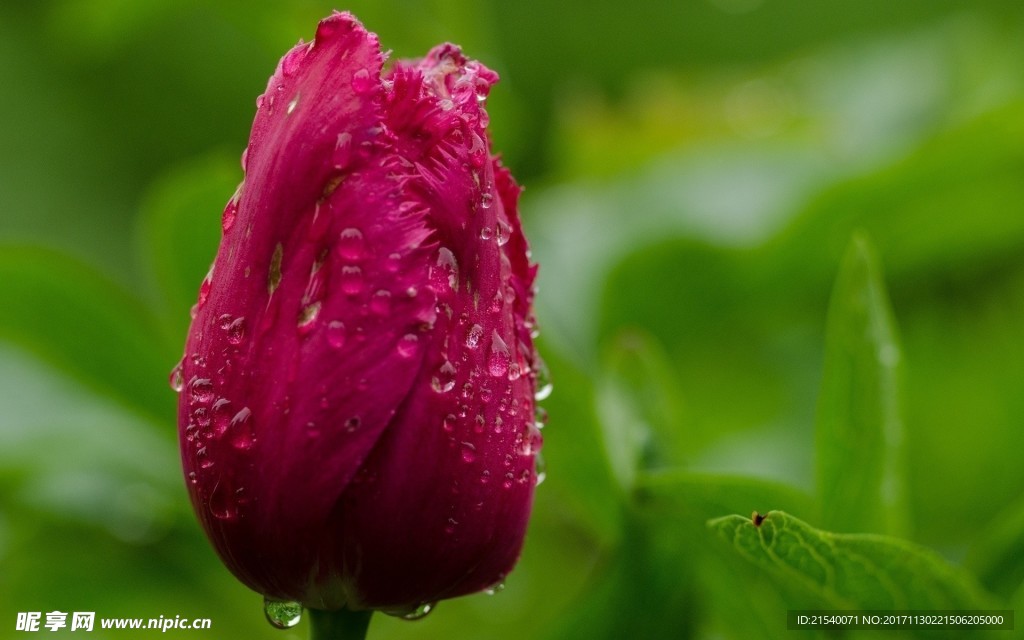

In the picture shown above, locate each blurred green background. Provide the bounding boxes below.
[2,1,1024,638]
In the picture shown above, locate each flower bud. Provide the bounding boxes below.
[173,11,542,614]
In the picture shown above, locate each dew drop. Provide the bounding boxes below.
[333,132,354,170]
[485,581,506,596]
[326,320,347,349]
[460,442,477,463]
[208,480,238,520]
[469,133,487,168]
[487,331,510,378]
[169,362,184,392]
[189,377,214,403]
[351,68,373,94]
[338,227,365,260]
[370,289,391,315]
[230,408,254,450]
[431,361,457,393]
[340,265,364,295]
[385,252,402,273]
[479,226,493,241]
[264,598,303,629]
[442,413,457,432]
[396,333,419,358]
[344,416,361,432]
[212,398,232,434]
[480,192,494,210]
[464,324,484,349]
[197,273,213,309]
[224,316,246,344]
[286,92,300,115]
[222,200,238,233]
[194,404,212,427]
[399,602,435,621]
[495,219,511,246]
[431,247,459,291]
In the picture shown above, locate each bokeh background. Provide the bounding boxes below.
[2,1,1024,638]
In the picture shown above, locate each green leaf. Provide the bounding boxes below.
[816,233,907,535]
[596,331,688,492]
[0,245,173,422]
[630,472,814,639]
[709,511,994,610]
[601,330,687,471]
[964,495,1024,600]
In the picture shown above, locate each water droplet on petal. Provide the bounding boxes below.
[431,248,459,291]
[223,316,246,344]
[352,68,373,94]
[479,226,493,241]
[282,47,304,76]
[485,581,506,596]
[431,361,457,393]
[286,92,300,115]
[326,320,347,349]
[370,289,391,315]
[535,451,547,485]
[469,133,487,167]
[442,414,457,432]
[169,362,184,392]
[197,271,213,309]
[222,200,238,233]
[230,408,254,450]
[480,191,493,209]
[461,441,477,463]
[264,598,303,629]
[189,377,214,403]
[495,219,511,246]
[338,227,364,260]
[340,266,364,295]
[333,132,354,170]
[396,333,419,358]
[212,398,232,434]
[487,331,510,377]
[398,602,435,621]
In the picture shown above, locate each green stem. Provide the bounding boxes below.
[308,609,372,640]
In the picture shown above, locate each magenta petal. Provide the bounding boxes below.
[176,11,540,613]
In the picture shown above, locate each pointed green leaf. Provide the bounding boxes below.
[0,245,173,422]
[816,233,907,535]
[597,330,687,491]
[709,511,994,610]
[964,496,1024,600]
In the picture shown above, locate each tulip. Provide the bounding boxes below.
[172,10,543,627]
